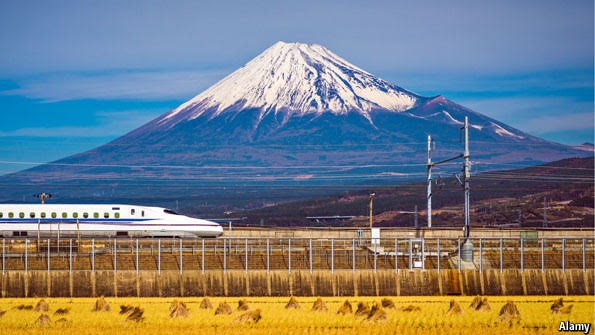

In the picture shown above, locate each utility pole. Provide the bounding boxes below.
[414,205,419,228]
[543,197,548,228]
[34,192,52,204]
[426,135,432,228]
[424,117,472,260]
[369,193,375,229]
[463,116,470,239]
[461,116,474,261]
[228,220,232,252]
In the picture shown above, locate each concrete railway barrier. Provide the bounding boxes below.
[0,235,592,297]
[0,269,592,297]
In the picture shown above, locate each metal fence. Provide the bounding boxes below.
[1,237,593,273]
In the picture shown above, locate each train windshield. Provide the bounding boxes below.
[163,209,180,215]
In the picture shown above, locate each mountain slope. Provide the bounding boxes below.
[0,42,589,210]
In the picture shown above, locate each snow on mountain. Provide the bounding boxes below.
[114,41,549,148]
[491,123,525,139]
[574,142,595,152]
[160,41,419,126]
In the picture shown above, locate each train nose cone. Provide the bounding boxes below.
[214,224,224,235]
[206,220,224,236]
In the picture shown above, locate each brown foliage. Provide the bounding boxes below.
[54,317,71,325]
[447,300,463,315]
[366,303,387,322]
[199,297,213,309]
[93,296,110,312]
[381,298,395,309]
[237,299,250,311]
[14,305,33,310]
[550,298,572,314]
[474,298,491,311]
[558,304,573,314]
[214,302,233,315]
[34,299,49,312]
[496,301,521,323]
[400,305,421,312]
[235,309,262,324]
[468,296,490,311]
[54,308,70,315]
[125,307,144,322]
[499,301,520,316]
[285,296,300,309]
[354,302,370,317]
[311,297,328,312]
[469,295,482,310]
[337,300,352,315]
[119,305,135,314]
[36,314,51,326]
[169,300,190,318]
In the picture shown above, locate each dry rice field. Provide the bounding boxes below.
[0,296,592,335]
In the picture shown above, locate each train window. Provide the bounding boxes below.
[29,212,35,218]
[93,212,99,218]
[41,213,46,218]
[141,210,145,217]
[0,212,2,218]
[112,207,120,210]
[131,209,135,215]
[19,212,24,218]
[62,212,67,218]
[83,212,89,218]
[51,212,57,218]
[8,212,14,218]
[114,212,120,219]
[104,212,109,218]
[73,212,78,218]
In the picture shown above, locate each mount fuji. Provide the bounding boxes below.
[1,42,588,210]
[132,41,532,145]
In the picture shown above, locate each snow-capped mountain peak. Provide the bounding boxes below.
[163,41,419,124]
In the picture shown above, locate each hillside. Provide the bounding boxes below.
[237,157,594,228]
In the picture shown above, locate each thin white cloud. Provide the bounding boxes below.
[2,69,228,102]
[0,126,122,138]
[394,71,594,96]
[454,95,594,142]
[522,112,594,134]
[0,109,161,138]
[458,96,593,119]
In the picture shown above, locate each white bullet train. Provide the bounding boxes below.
[0,204,223,238]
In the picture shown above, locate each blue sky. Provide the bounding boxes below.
[0,0,593,174]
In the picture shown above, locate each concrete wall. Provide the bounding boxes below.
[0,269,592,297]
[226,227,595,239]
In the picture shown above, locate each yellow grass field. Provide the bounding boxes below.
[0,296,592,335]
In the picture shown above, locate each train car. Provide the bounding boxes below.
[0,204,223,238]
